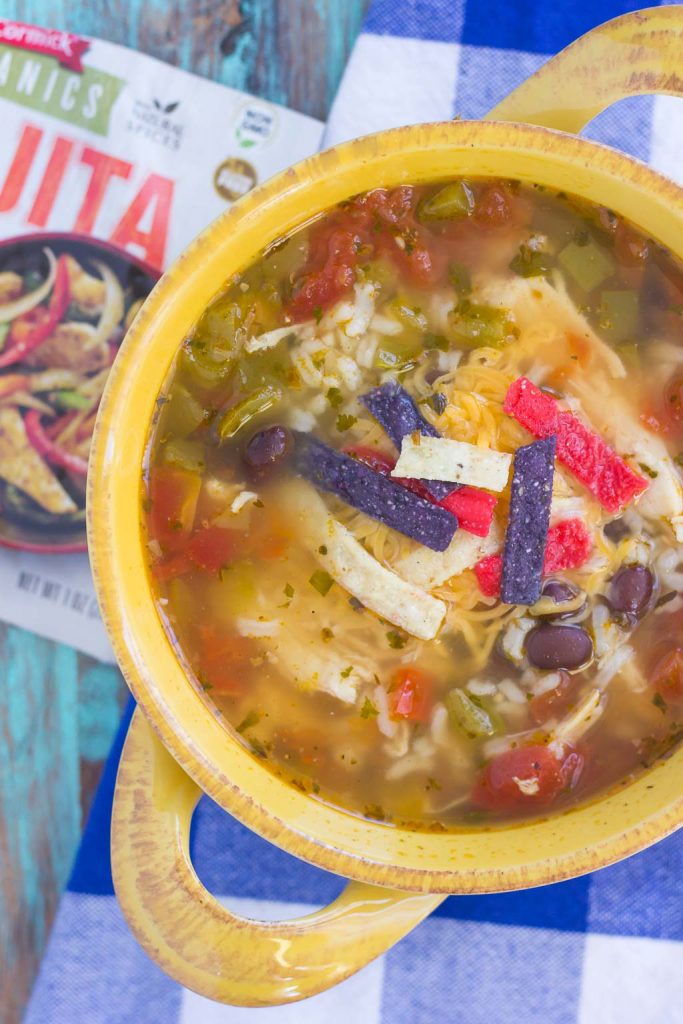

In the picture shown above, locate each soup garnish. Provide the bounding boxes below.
[144,178,683,828]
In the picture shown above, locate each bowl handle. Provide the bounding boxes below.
[486,6,683,133]
[111,708,443,1006]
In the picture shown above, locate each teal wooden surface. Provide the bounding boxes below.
[0,2,367,1022]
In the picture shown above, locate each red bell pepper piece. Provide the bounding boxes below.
[0,254,71,369]
[504,377,649,513]
[343,445,497,537]
[473,517,592,599]
[24,409,89,476]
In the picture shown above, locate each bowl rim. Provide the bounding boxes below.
[88,118,683,894]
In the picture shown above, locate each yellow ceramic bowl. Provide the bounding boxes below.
[88,8,683,1008]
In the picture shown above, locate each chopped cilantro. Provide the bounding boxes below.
[283,582,295,598]
[237,709,262,734]
[653,692,668,714]
[326,386,344,408]
[336,413,357,432]
[321,627,334,642]
[386,629,407,649]
[318,545,328,555]
[360,697,379,719]
[448,262,471,294]
[312,305,323,323]
[340,665,353,678]
[638,462,659,479]
[309,569,334,596]
[425,777,442,791]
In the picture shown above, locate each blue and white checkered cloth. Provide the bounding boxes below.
[25,3,683,1021]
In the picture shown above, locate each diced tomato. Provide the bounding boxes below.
[651,648,683,703]
[287,222,365,320]
[389,667,433,722]
[664,376,683,424]
[614,222,650,267]
[438,486,497,537]
[148,467,201,549]
[472,744,584,812]
[529,672,575,725]
[355,186,416,226]
[197,626,255,695]
[185,525,244,574]
[152,551,192,582]
[472,184,513,228]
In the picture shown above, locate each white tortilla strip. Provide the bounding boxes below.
[282,481,446,640]
[0,407,76,513]
[392,435,511,492]
[395,523,500,591]
[475,274,626,379]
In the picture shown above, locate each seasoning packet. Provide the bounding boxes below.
[0,20,323,659]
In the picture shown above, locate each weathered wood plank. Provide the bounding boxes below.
[13,0,369,119]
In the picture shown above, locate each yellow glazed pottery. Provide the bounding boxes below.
[88,7,683,1007]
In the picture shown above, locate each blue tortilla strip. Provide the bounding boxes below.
[293,433,458,552]
[360,380,454,500]
[501,436,557,605]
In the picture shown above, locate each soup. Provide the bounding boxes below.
[143,178,683,829]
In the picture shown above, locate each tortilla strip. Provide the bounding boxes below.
[0,407,76,513]
[282,480,447,640]
[392,435,512,492]
[395,524,501,591]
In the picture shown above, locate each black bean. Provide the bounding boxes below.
[603,518,631,543]
[607,564,654,621]
[525,623,593,671]
[243,425,292,480]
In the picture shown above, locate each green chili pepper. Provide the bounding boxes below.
[558,239,615,292]
[447,300,517,349]
[216,384,281,441]
[446,688,499,739]
[162,438,205,473]
[599,290,640,340]
[160,385,207,438]
[418,181,474,222]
